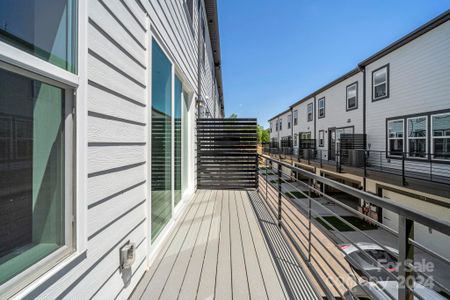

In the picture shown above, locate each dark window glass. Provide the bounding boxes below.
[432,114,450,160]
[0,67,66,285]
[389,139,403,156]
[408,117,427,157]
[0,0,77,73]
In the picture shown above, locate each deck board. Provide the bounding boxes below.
[131,190,291,300]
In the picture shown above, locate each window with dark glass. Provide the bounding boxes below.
[407,116,427,158]
[372,65,389,101]
[346,82,358,110]
[319,130,324,147]
[287,114,291,129]
[387,119,404,156]
[0,65,72,288]
[279,119,282,131]
[0,0,77,73]
[293,110,298,126]
[307,103,313,122]
[318,98,325,118]
[432,113,450,160]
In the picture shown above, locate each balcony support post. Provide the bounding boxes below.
[402,152,406,186]
[398,216,414,300]
[277,163,282,228]
[307,178,312,262]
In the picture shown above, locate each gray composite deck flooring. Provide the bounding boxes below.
[131,189,288,300]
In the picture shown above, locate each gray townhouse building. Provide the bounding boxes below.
[268,10,450,259]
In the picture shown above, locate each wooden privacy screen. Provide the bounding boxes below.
[197,118,258,189]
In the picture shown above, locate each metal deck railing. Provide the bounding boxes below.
[257,154,450,300]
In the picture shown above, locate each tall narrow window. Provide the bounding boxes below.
[275,121,278,131]
[294,134,298,147]
[151,40,172,240]
[319,130,324,147]
[0,1,77,72]
[287,114,291,129]
[293,110,298,126]
[432,113,450,160]
[307,103,313,122]
[0,66,73,289]
[372,65,389,101]
[318,98,325,118]
[387,119,404,156]
[279,119,282,131]
[407,116,427,158]
[174,76,182,206]
[346,82,358,110]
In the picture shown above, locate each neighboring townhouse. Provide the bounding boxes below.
[269,108,291,149]
[267,10,450,259]
[0,0,223,299]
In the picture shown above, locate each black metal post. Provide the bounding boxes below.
[307,177,312,261]
[402,152,406,186]
[277,163,282,228]
[398,216,414,300]
[265,159,268,201]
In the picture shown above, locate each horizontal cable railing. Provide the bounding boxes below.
[257,154,450,300]
[262,146,450,186]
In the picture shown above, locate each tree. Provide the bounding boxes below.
[229,113,238,119]
[257,125,270,144]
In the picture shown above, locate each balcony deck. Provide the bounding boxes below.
[130,189,319,300]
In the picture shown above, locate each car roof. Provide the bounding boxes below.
[340,242,398,255]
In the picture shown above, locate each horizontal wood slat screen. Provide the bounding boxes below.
[197,118,258,189]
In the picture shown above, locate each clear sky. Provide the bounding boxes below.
[217,0,449,128]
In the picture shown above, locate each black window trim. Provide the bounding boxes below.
[372,64,390,102]
[318,97,325,119]
[346,81,359,111]
[307,102,313,122]
[385,108,450,164]
[318,130,324,147]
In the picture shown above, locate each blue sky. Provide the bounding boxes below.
[217,1,449,127]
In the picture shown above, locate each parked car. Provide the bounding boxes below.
[343,281,446,300]
[339,242,399,281]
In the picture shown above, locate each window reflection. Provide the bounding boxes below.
[0,0,77,72]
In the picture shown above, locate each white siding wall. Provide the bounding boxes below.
[365,20,450,175]
[316,72,363,156]
[292,97,315,146]
[21,1,221,299]
[278,111,292,143]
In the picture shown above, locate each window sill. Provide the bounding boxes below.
[10,250,87,299]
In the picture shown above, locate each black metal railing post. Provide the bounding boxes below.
[277,163,282,228]
[398,216,414,300]
[307,177,312,262]
[265,159,268,202]
[429,153,433,182]
[402,152,406,186]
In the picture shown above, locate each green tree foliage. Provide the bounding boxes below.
[257,125,270,143]
[229,113,238,119]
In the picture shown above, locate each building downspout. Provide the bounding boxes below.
[362,66,367,191]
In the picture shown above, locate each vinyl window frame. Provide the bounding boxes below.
[318,98,325,119]
[0,0,87,296]
[318,130,324,147]
[431,112,450,161]
[0,60,76,299]
[307,103,313,122]
[406,116,428,159]
[287,114,291,129]
[372,64,389,101]
[386,119,404,158]
[346,81,358,111]
[293,110,298,126]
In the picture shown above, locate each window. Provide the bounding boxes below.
[431,113,450,160]
[372,65,389,101]
[293,110,298,126]
[294,134,298,147]
[0,65,73,291]
[279,119,282,131]
[346,82,358,110]
[184,0,194,21]
[319,130,324,147]
[0,1,77,73]
[318,98,325,118]
[407,116,427,158]
[287,114,291,129]
[275,121,278,131]
[151,40,173,240]
[387,119,404,156]
[307,103,313,122]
